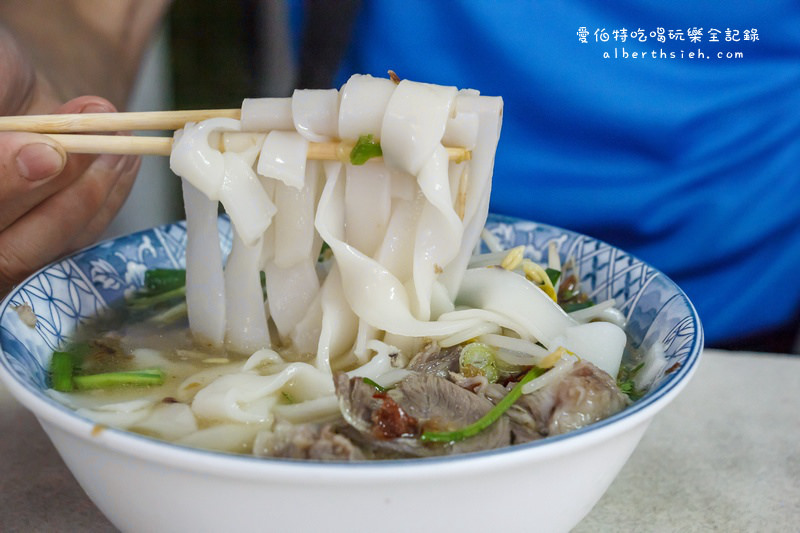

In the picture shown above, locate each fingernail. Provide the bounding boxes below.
[81,103,114,114]
[16,143,66,182]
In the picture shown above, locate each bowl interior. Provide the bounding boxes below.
[0,214,703,456]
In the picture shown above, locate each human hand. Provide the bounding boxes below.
[0,29,141,298]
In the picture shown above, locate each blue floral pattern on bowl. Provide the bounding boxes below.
[0,215,702,409]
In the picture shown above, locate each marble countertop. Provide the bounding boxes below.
[1,349,798,532]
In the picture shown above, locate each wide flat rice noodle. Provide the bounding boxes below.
[315,263,359,371]
[240,97,294,131]
[170,118,240,200]
[410,145,463,320]
[314,161,479,338]
[224,234,270,354]
[219,151,276,246]
[344,161,392,258]
[181,179,226,346]
[380,79,457,175]
[257,130,309,190]
[338,74,396,140]
[263,258,320,341]
[292,88,340,142]
[273,161,320,268]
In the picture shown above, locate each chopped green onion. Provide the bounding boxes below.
[318,241,332,262]
[617,362,645,400]
[362,377,388,393]
[49,343,91,392]
[561,301,594,313]
[148,301,188,325]
[127,269,188,308]
[128,286,186,308]
[349,134,382,165]
[50,351,76,392]
[459,342,499,383]
[545,267,561,286]
[144,269,186,294]
[73,368,166,390]
[420,366,547,443]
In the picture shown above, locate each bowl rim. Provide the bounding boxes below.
[0,216,704,477]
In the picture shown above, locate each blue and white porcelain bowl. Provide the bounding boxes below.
[0,215,702,533]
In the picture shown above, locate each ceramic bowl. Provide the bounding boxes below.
[0,214,702,533]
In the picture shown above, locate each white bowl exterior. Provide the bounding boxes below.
[40,414,652,533]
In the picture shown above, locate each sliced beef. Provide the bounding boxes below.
[335,372,510,458]
[334,373,383,433]
[450,372,544,444]
[515,360,629,439]
[406,342,461,378]
[328,358,628,459]
[258,422,365,461]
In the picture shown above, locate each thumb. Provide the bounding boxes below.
[0,132,67,183]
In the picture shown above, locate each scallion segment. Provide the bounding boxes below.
[362,376,388,393]
[73,368,166,390]
[561,301,594,313]
[459,343,499,383]
[617,362,645,400]
[127,268,188,308]
[144,268,186,294]
[50,351,76,392]
[128,286,187,308]
[349,134,382,165]
[420,366,547,444]
[545,267,561,286]
[49,343,91,392]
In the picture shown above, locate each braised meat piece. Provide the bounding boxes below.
[515,360,630,438]
[335,372,510,457]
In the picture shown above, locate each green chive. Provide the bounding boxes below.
[144,269,186,294]
[545,267,561,286]
[617,362,645,400]
[561,301,594,313]
[128,286,186,308]
[362,377,388,393]
[50,351,75,392]
[420,366,547,443]
[73,368,166,390]
[349,134,382,165]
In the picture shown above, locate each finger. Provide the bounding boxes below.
[67,151,141,250]
[0,97,116,231]
[51,96,118,182]
[0,135,137,294]
[0,94,140,294]
[0,131,66,230]
[57,96,142,248]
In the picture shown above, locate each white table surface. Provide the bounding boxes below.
[1,349,798,532]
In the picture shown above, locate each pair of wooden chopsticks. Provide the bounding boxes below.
[0,109,471,161]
